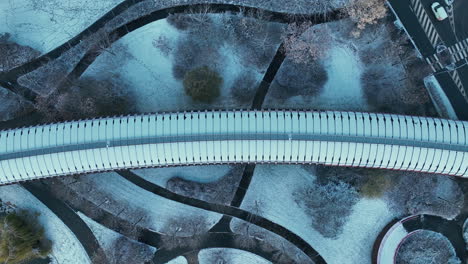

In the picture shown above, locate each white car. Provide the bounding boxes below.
[431,2,448,21]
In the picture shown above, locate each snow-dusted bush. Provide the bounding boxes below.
[160,216,208,249]
[35,75,134,121]
[166,166,243,204]
[395,230,460,264]
[92,236,154,264]
[314,166,397,198]
[281,22,331,64]
[167,11,212,31]
[0,34,40,72]
[230,72,259,104]
[385,173,463,219]
[270,58,327,99]
[183,66,222,103]
[172,35,222,80]
[227,13,284,68]
[0,87,34,121]
[294,180,359,238]
[152,35,173,57]
[361,64,430,114]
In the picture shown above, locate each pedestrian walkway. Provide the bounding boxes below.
[425,53,443,71]
[448,38,468,63]
[410,0,440,47]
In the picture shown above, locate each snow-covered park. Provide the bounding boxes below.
[1,0,466,263]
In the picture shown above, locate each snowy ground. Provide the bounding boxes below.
[0,185,91,264]
[377,221,408,264]
[199,248,272,264]
[132,165,232,186]
[75,172,223,235]
[0,0,123,52]
[232,165,397,264]
[166,256,188,264]
[264,42,367,111]
[81,16,270,113]
[78,212,125,252]
[78,212,156,261]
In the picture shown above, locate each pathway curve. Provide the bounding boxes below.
[118,170,325,263]
[43,176,301,264]
[374,214,467,264]
[0,2,342,100]
[21,181,106,263]
[149,232,298,263]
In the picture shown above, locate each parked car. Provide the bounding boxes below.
[431,2,448,21]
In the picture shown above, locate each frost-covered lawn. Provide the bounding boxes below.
[0,0,123,52]
[233,165,397,264]
[0,185,91,264]
[264,43,367,111]
[199,248,271,264]
[132,165,232,186]
[78,212,156,262]
[166,256,188,264]
[81,15,277,113]
[76,172,223,234]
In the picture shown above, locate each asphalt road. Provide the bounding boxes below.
[388,0,468,120]
[418,0,457,45]
[454,0,468,40]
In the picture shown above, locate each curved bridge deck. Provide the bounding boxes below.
[1,110,467,184]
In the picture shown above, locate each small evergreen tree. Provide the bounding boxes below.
[0,211,51,264]
[183,66,222,103]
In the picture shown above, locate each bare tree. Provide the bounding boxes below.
[344,0,388,37]
[281,22,331,64]
[294,180,359,238]
[152,35,173,57]
[395,230,461,264]
[161,216,208,250]
[385,173,463,219]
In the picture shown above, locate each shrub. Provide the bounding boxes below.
[270,58,328,99]
[360,169,393,198]
[385,173,463,219]
[183,66,222,103]
[0,211,51,264]
[230,72,258,104]
[35,75,134,121]
[172,36,221,80]
[294,180,359,238]
[395,230,461,264]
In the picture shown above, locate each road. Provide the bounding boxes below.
[388,0,468,120]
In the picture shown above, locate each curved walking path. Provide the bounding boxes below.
[21,181,106,263]
[1,110,468,185]
[118,170,325,263]
[150,232,299,263]
[45,175,303,264]
[0,1,342,99]
[53,3,339,97]
[374,214,467,264]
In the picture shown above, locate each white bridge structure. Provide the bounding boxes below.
[1,110,467,184]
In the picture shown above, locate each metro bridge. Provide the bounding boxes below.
[0,110,467,184]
